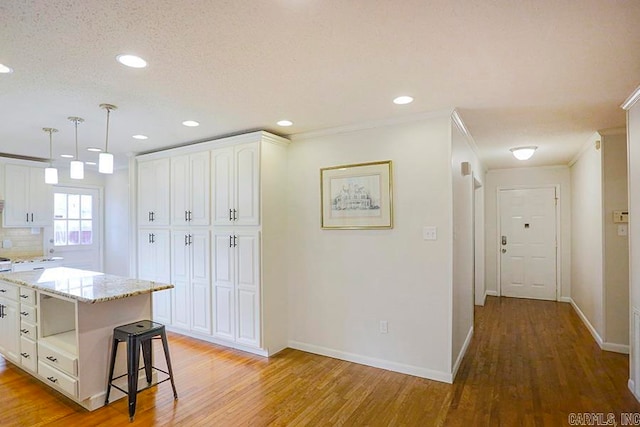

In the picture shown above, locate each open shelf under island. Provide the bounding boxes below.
[0,267,173,411]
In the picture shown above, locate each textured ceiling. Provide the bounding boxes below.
[1,0,639,170]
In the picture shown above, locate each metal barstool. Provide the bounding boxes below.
[105,320,178,421]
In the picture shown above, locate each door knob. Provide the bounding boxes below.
[501,248,507,253]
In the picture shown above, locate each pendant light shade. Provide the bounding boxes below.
[68,116,84,179]
[70,160,84,179]
[98,103,117,174]
[43,127,59,184]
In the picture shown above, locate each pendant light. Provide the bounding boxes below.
[98,103,117,174]
[68,116,85,179]
[43,127,59,184]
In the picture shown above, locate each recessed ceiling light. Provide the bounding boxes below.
[87,147,102,152]
[86,161,97,166]
[0,64,13,74]
[393,96,414,105]
[182,120,199,127]
[116,54,147,68]
[60,154,74,159]
[277,120,293,127]
[132,134,148,140]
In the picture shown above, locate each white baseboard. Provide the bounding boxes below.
[558,296,572,303]
[288,340,453,384]
[602,342,630,354]
[452,327,474,381]
[569,298,604,347]
[630,379,640,401]
[485,290,498,297]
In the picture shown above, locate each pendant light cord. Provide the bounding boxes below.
[74,119,79,159]
[105,107,111,153]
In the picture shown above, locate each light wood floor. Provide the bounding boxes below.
[2,296,639,426]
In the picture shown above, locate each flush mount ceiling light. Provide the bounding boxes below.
[116,54,147,68]
[182,120,199,127]
[510,146,538,160]
[393,95,414,105]
[277,120,293,127]
[0,64,13,74]
[43,128,59,184]
[98,103,117,174]
[68,116,85,179]
[132,134,148,140]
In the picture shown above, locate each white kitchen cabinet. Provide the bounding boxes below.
[138,158,170,226]
[171,152,210,226]
[138,229,171,325]
[0,283,19,363]
[211,142,260,226]
[4,164,53,227]
[136,131,289,356]
[18,286,38,373]
[213,229,260,347]
[171,229,211,335]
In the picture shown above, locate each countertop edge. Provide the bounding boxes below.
[0,271,174,304]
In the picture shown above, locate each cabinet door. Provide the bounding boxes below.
[236,231,260,347]
[152,159,171,226]
[212,231,235,340]
[190,231,211,334]
[189,152,210,226]
[139,159,171,226]
[138,161,156,225]
[171,231,190,330]
[211,147,234,226]
[28,167,53,226]
[0,298,20,363]
[171,156,190,226]
[235,143,260,226]
[3,164,30,227]
[138,229,171,325]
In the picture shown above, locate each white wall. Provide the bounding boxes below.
[484,166,571,299]
[450,117,482,376]
[625,96,640,398]
[104,168,130,275]
[286,114,455,381]
[570,134,604,338]
[602,133,629,348]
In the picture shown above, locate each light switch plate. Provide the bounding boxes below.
[423,226,437,241]
[618,224,628,236]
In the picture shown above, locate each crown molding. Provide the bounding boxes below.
[290,109,454,142]
[451,109,486,173]
[621,85,640,110]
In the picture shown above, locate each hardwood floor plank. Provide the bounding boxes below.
[2,296,640,426]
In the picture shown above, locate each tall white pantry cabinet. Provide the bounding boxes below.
[136,131,289,356]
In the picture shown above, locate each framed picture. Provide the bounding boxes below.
[320,160,393,229]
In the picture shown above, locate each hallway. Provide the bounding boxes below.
[1,297,639,426]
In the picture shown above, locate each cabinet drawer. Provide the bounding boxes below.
[20,336,37,373]
[38,360,78,397]
[19,304,36,322]
[18,287,36,306]
[38,342,77,377]
[0,281,18,301]
[20,320,37,340]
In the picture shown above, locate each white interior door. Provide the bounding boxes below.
[50,186,102,271]
[499,188,557,300]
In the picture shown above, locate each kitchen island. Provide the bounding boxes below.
[0,267,173,410]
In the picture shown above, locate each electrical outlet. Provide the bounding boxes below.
[423,226,437,241]
[379,320,388,334]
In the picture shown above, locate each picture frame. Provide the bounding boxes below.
[320,160,393,229]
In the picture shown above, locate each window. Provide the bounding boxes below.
[54,193,93,246]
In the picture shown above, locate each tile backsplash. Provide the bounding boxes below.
[0,226,43,258]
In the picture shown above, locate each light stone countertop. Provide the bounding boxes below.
[0,267,173,304]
